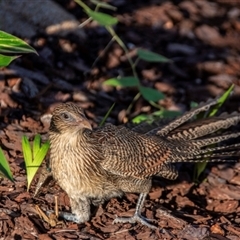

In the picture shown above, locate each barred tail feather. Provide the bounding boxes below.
[155,97,220,137]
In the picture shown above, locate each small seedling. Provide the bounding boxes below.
[74,0,170,108]
[22,134,50,191]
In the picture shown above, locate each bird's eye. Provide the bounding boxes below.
[60,112,71,120]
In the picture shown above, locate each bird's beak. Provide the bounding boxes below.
[79,118,92,130]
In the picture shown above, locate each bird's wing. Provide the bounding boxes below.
[91,124,174,179]
[90,111,240,179]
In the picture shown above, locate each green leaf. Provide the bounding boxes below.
[90,0,117,10]
[22,136,33,164]
[85,9,118,26]
[139,86,165,102]
[194,161,208,181]
[137,49,171,63]
[104,77,139,87]
[33,134,41,160]
[22,135,50,191]
[194,85,234,182]
[132,110,181,124]
[0,31,37,55]
[208,84,234,117]
[0,54,19,67]
[132,114,149,124]
[99,103,115,127]
[190,101,198,109]
[0,148,14,182]
[34,141,50,166]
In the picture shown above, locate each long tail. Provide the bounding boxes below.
[166,112,240,141]
[151,98,240,163]
[154,97,220,137]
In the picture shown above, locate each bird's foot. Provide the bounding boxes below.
[47,211,81,223]
[113,213,157,229]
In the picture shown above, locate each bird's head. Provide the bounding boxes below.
[50,103,92,134]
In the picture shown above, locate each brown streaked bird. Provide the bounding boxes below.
[49,99,240,229]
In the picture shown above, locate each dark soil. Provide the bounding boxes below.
[1,0,240,239]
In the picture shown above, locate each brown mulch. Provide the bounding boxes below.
[1,0,240,239]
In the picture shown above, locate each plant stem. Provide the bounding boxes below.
[106,26,139,84]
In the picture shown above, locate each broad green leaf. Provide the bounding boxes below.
[0,148,14,181]
[90,0,117,10]
[139,86,165,102]
[132,110,181,124]
[104,77,139,87]
[85,9,118,26]
[0,54,19,67]
[100,103,115,127]
[0,31,37,55]
[137,49,171,63]
[132,114,149,124]
[33,134,41,160]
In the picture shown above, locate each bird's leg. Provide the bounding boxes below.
[113,193,157,229]
[58,197,91,224]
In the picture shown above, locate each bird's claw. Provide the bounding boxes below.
[113,214,157,229]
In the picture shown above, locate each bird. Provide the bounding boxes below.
[49,97,240,229]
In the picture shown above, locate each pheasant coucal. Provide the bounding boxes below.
[49,97,240,228]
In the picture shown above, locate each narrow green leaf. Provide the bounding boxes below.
[139,86,165,102]
[209,84,234,117]
[195,161,208,180]
[137,49,171,63]
[34,141,50,166]
[0,54,19,67]
[22,135,33,190]
[194,85,234,181]
[26,164,39,192]
[22,136,33,164]
[99,103,115,127]
[90,0,117,10]
[33,134,41,160]
[22,135,50,191]
[26,141,49,191]
[85,9,118,26]
[104,77,139,87]
[0,31,37,55]
[0,148,14,181]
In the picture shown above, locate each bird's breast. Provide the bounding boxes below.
[49,135,116,199]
